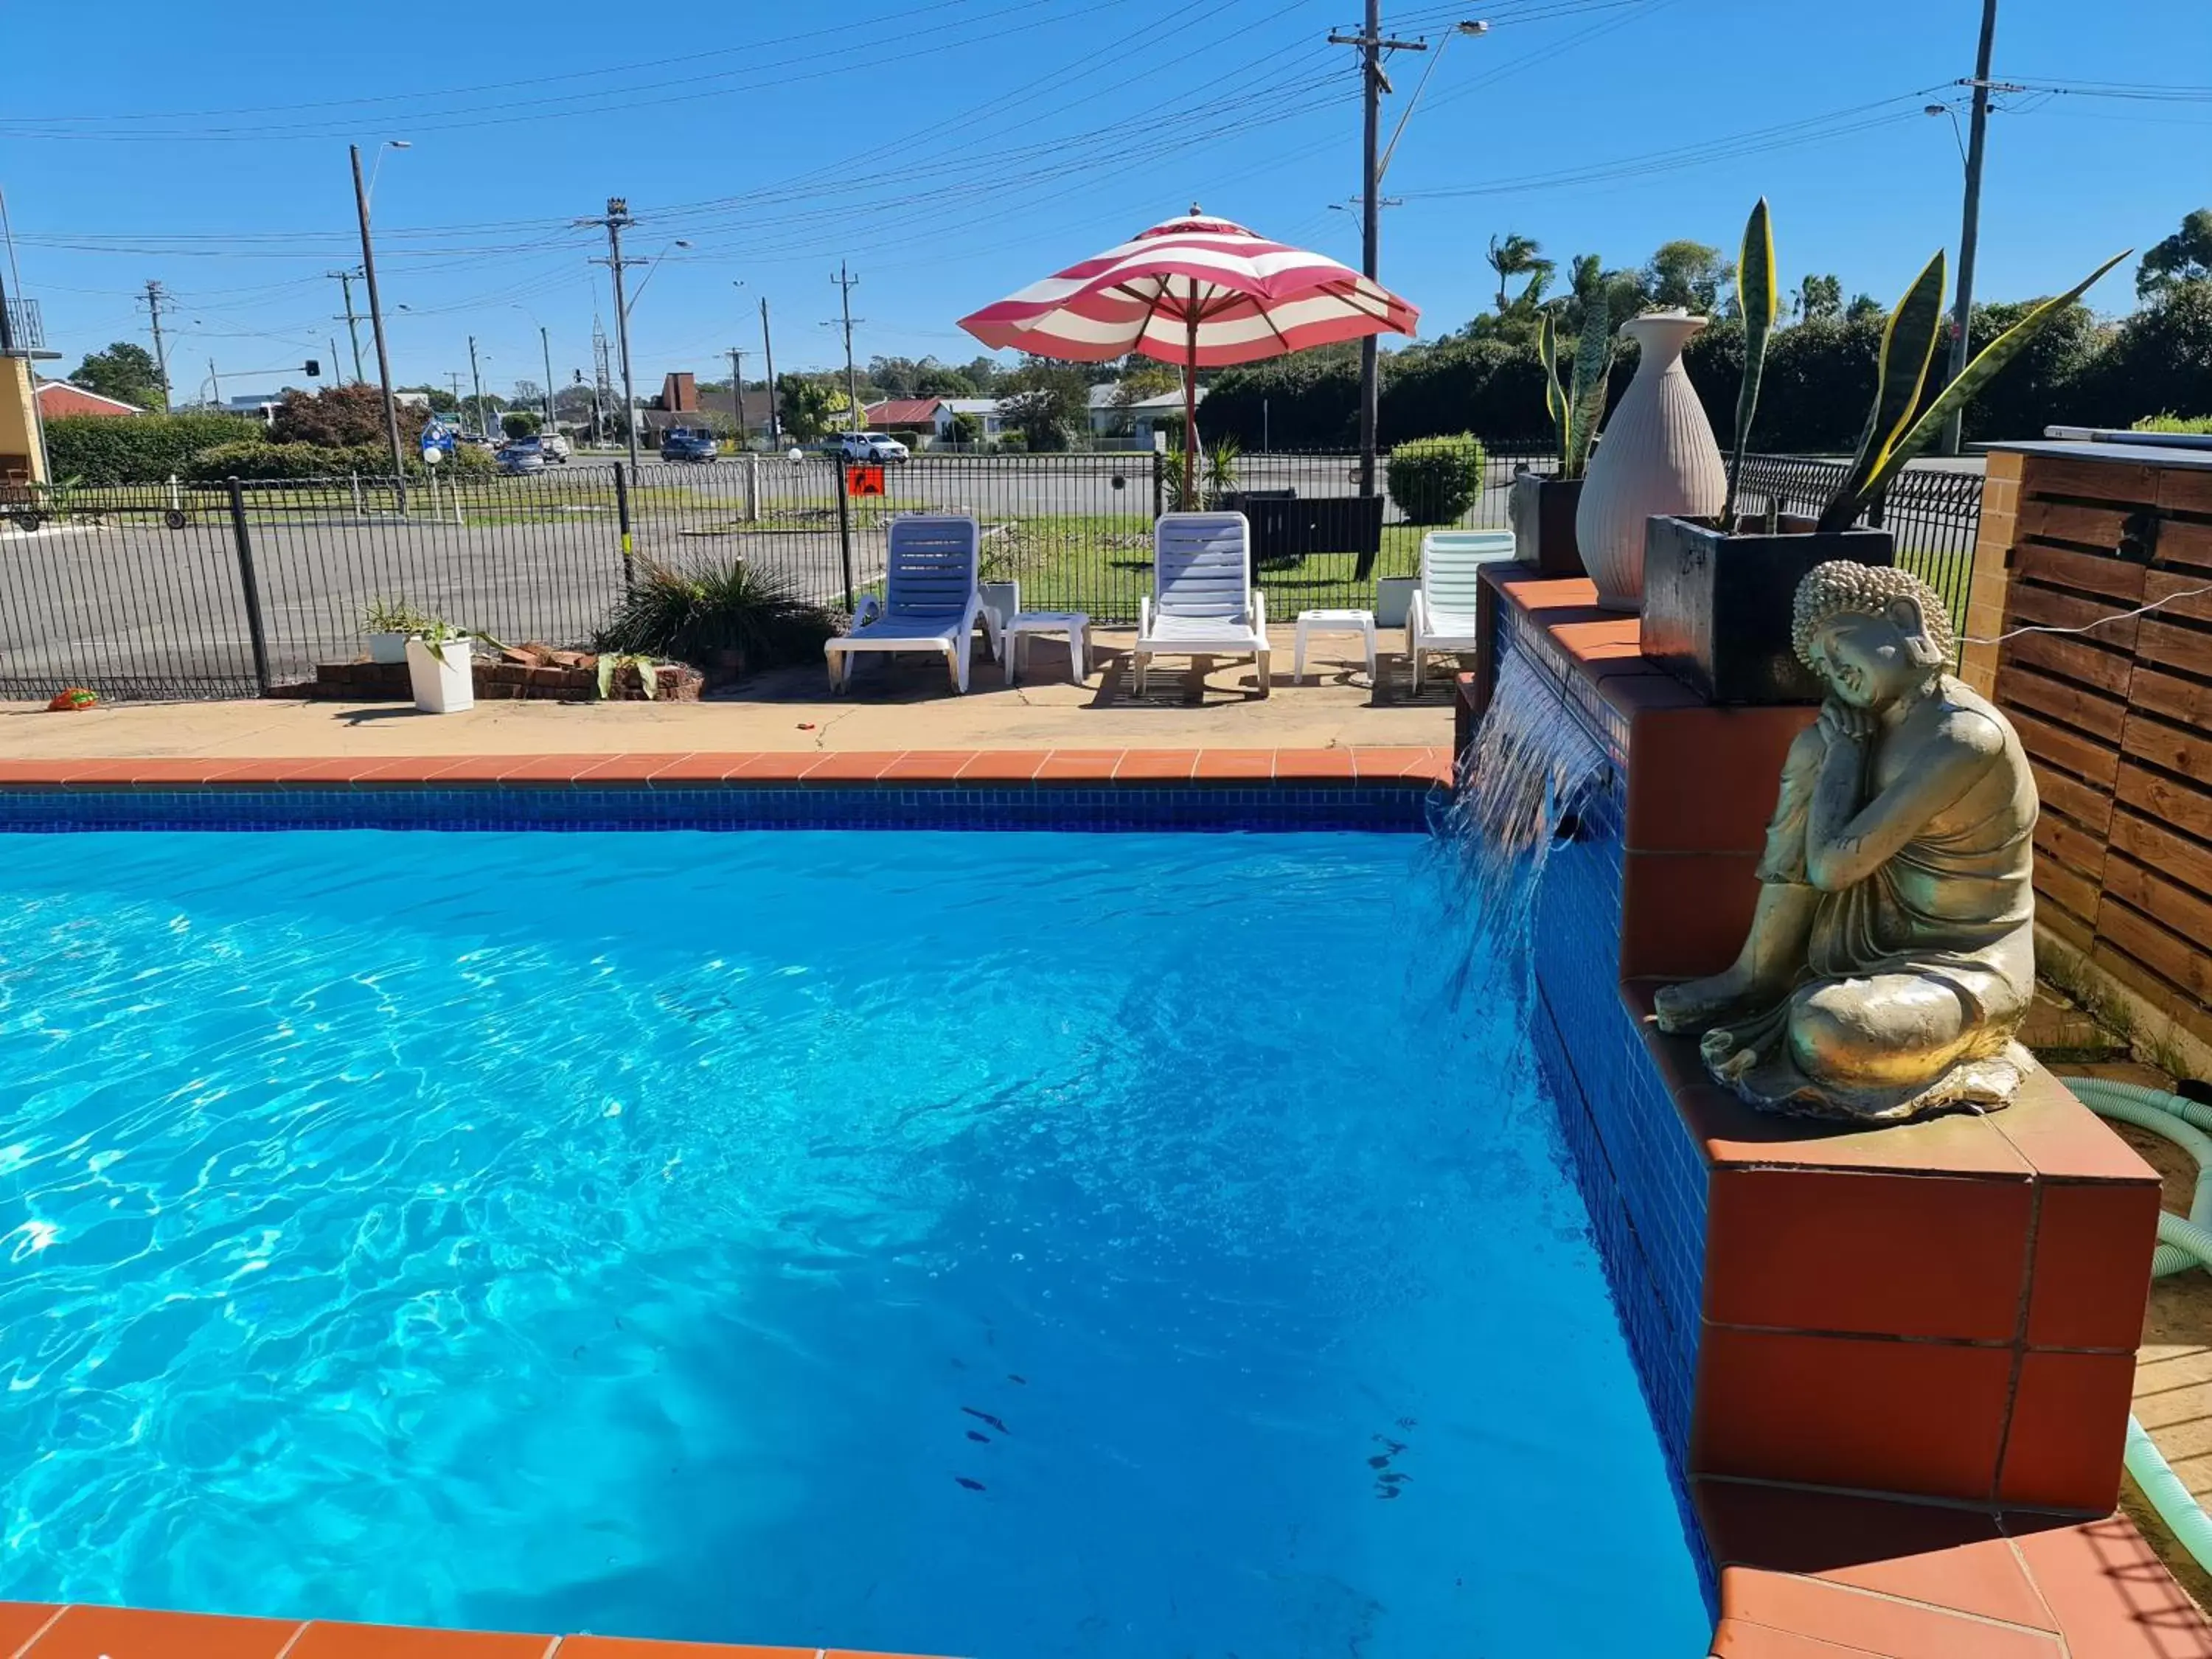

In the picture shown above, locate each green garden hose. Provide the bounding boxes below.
[2065,1077,2212,1570]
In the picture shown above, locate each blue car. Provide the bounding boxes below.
[661,428,718,462]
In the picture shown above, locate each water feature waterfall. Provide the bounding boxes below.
[1432,647,1611,1000]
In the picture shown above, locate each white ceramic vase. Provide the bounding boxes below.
[1575,311,1727,613]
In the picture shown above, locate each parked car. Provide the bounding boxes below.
[836,430,911,464]
[661,428,719,462]
[538,433,572,463]
[497,440,546,476]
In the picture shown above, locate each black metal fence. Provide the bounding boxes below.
[1733,455,1986,631]
[0,447,1983,703]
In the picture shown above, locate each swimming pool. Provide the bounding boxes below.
[0,829,1706,1657]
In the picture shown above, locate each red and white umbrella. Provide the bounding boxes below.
[959,206,1419,502]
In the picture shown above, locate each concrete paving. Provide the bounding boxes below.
[1,625,1460,759]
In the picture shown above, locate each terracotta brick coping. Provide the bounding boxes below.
[0,1604,942,1659]
[0,747,1452,791]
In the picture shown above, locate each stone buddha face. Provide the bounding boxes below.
[1805,594,1949,713]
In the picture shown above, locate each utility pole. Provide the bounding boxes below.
[1942,0,2009,457]
[207,357,222,406]
[467,335,488,437]
[831,262,862,433]
[349,143,408,498]
[580,197,643,468]
[329,337,342,386]
[726,345,748,446]
[448,371,464,408]
[760,296,780,445]
[140,280,173,412]
[1329,7,1425,499]
[538,324,555,434]
[327,268,366,383]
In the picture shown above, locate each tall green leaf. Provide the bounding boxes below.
[1566,296,1613,479]
[1825,248,2135,526]
[1725,198,1777,526]
[1539,312,1571,470]
[1818,251,1947,532]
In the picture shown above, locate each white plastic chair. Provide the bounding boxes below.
[1406,529,1515,692]
[825,514,984,694]
[1134,512,1268,696]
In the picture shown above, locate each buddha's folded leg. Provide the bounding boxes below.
[1787,974,1980,1091]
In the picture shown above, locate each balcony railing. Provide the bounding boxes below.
[1,297,43,353]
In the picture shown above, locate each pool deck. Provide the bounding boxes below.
[2,627,1450,763]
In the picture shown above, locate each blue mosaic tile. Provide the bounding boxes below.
[0,783,1445,835]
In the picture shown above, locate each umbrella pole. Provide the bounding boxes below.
[1182,306,1199,511]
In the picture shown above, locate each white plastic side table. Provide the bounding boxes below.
[1293,608,1377,684]
[1004,611,1091,686]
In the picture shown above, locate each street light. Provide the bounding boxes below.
[351,139,411,506]
[623,240,692,316]
[1925,102,1969,170]
[1379,20,1486,182]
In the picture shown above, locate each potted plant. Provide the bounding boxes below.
[1512,296,1613,578]
[404,619,475,714]
[1641,198,2127,703]
[361,597,431,665]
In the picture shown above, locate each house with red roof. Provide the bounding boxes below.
[35,380,142,419]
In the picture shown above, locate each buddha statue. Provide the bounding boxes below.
[1651,560,2039,1124]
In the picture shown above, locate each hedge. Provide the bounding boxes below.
[43,413,262,484]
[1385,434,1486,524]
[1198,280,2212,453]
[181,439,496,484]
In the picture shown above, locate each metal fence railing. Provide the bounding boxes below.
[1733,454,1986,633]
[0,448,1982,703]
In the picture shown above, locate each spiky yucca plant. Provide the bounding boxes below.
[1537,294,1613,479]
[593,557,837,668]
[1723,198,1777,528]
[1815,246,2131,532]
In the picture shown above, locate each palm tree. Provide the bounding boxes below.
[1486,233,1556,313]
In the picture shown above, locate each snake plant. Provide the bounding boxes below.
[1722,198,1776,528]
[1815,246,2130,532]
[1539,293,1613,480]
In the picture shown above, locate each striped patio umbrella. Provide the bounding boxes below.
[958,206,1419,506]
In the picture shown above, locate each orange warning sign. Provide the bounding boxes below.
[846,464,886,498]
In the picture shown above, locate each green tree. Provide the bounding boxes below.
[2137,209,2212,299]
[501,409,540,439]
[1793,274,1843,322]
[998,356,1091,451]
[776,374,843,441]
[1485,233,1554,313]
[914,361,978,398]
[67,341,166,409]
[1844,293,1885,324]
[1644,240,1733,313]
[866,355,922,397]
[400,384,461,415]
[950,410,984,446]
[959,355,1005,394]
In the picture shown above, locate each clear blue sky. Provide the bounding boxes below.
[7,0,2208,403]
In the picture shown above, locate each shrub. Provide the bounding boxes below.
[270,383,428,449]
[42,412,262,484]
[591,557,836,672]
[2135,411,2212,434]
[181,441,366,482]
[501,410,540,440]
[1385,433,1486,524]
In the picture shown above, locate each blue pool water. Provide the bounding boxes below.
[0,830,1706,1658]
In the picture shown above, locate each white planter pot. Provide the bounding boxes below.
[1373,575,1419,630]
[405,634,475,714]
[1575,311,1727,613]
[368,631,408,665]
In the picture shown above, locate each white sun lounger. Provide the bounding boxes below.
[825,513,984,695]
[1406,529,1516,692]
[1133,511,1269,696]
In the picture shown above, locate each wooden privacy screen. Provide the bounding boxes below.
[1976,447,2212,1050]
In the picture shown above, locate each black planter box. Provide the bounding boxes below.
[1221,493,1385,571]
[1641,515,1895,704]
[1508,472,1586,580]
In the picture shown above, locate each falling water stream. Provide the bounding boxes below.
[1430,648,1610,1001]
